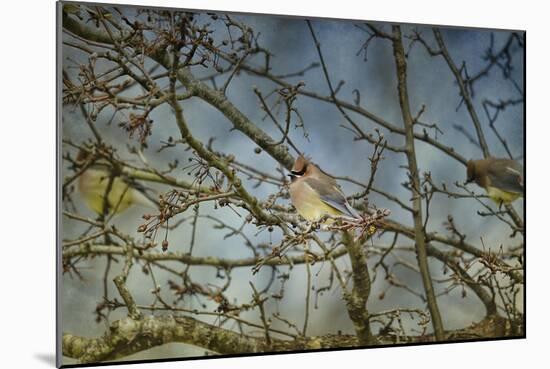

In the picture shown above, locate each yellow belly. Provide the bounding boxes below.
[294,198,343,222]
[290,182,343,222]
[79,170,135,215]
[486,186,521,204]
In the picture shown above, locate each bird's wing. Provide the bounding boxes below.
[487,160,524,194]
[304,177,360,219]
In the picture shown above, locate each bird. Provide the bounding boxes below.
[75,151,157,216]
[287,155,360,222]
[466,158,524,205]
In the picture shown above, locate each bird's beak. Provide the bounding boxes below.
[287,173,296,179]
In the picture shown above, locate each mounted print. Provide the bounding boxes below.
[57,1,525,366]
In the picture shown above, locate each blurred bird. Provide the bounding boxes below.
[288,155,360,222]
[76,151,157,216]
[466,158,524,205]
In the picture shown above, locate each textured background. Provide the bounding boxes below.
[61,5,524,363]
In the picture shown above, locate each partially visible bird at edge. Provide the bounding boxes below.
[466,158,524,206]
[75,151,157,216]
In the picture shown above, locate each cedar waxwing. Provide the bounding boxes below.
[76,152,156,216]
[288,155,360,222]
[466,158,524,204]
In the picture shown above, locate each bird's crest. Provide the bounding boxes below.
[291,155,312,176]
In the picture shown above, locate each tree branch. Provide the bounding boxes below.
[62,10,295,171]
[391,25,445,340]
[432,29,490,158]
[62,313,518,363]
[341,232,373,344]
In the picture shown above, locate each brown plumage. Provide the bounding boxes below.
[288,155,359,221]
[466,158,524,204]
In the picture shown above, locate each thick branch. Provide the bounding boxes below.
[174,66,295,169]
[391,25,444,340]
[63,243,349,268]
[113,244,142,320]
[341,231,373,344]
[170,91,279,225]
[62,314,518,363]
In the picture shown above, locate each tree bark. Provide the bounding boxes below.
[62,314,517,364]
[391,25,445,340]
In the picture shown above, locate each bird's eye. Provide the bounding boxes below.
[291,164,307,176]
